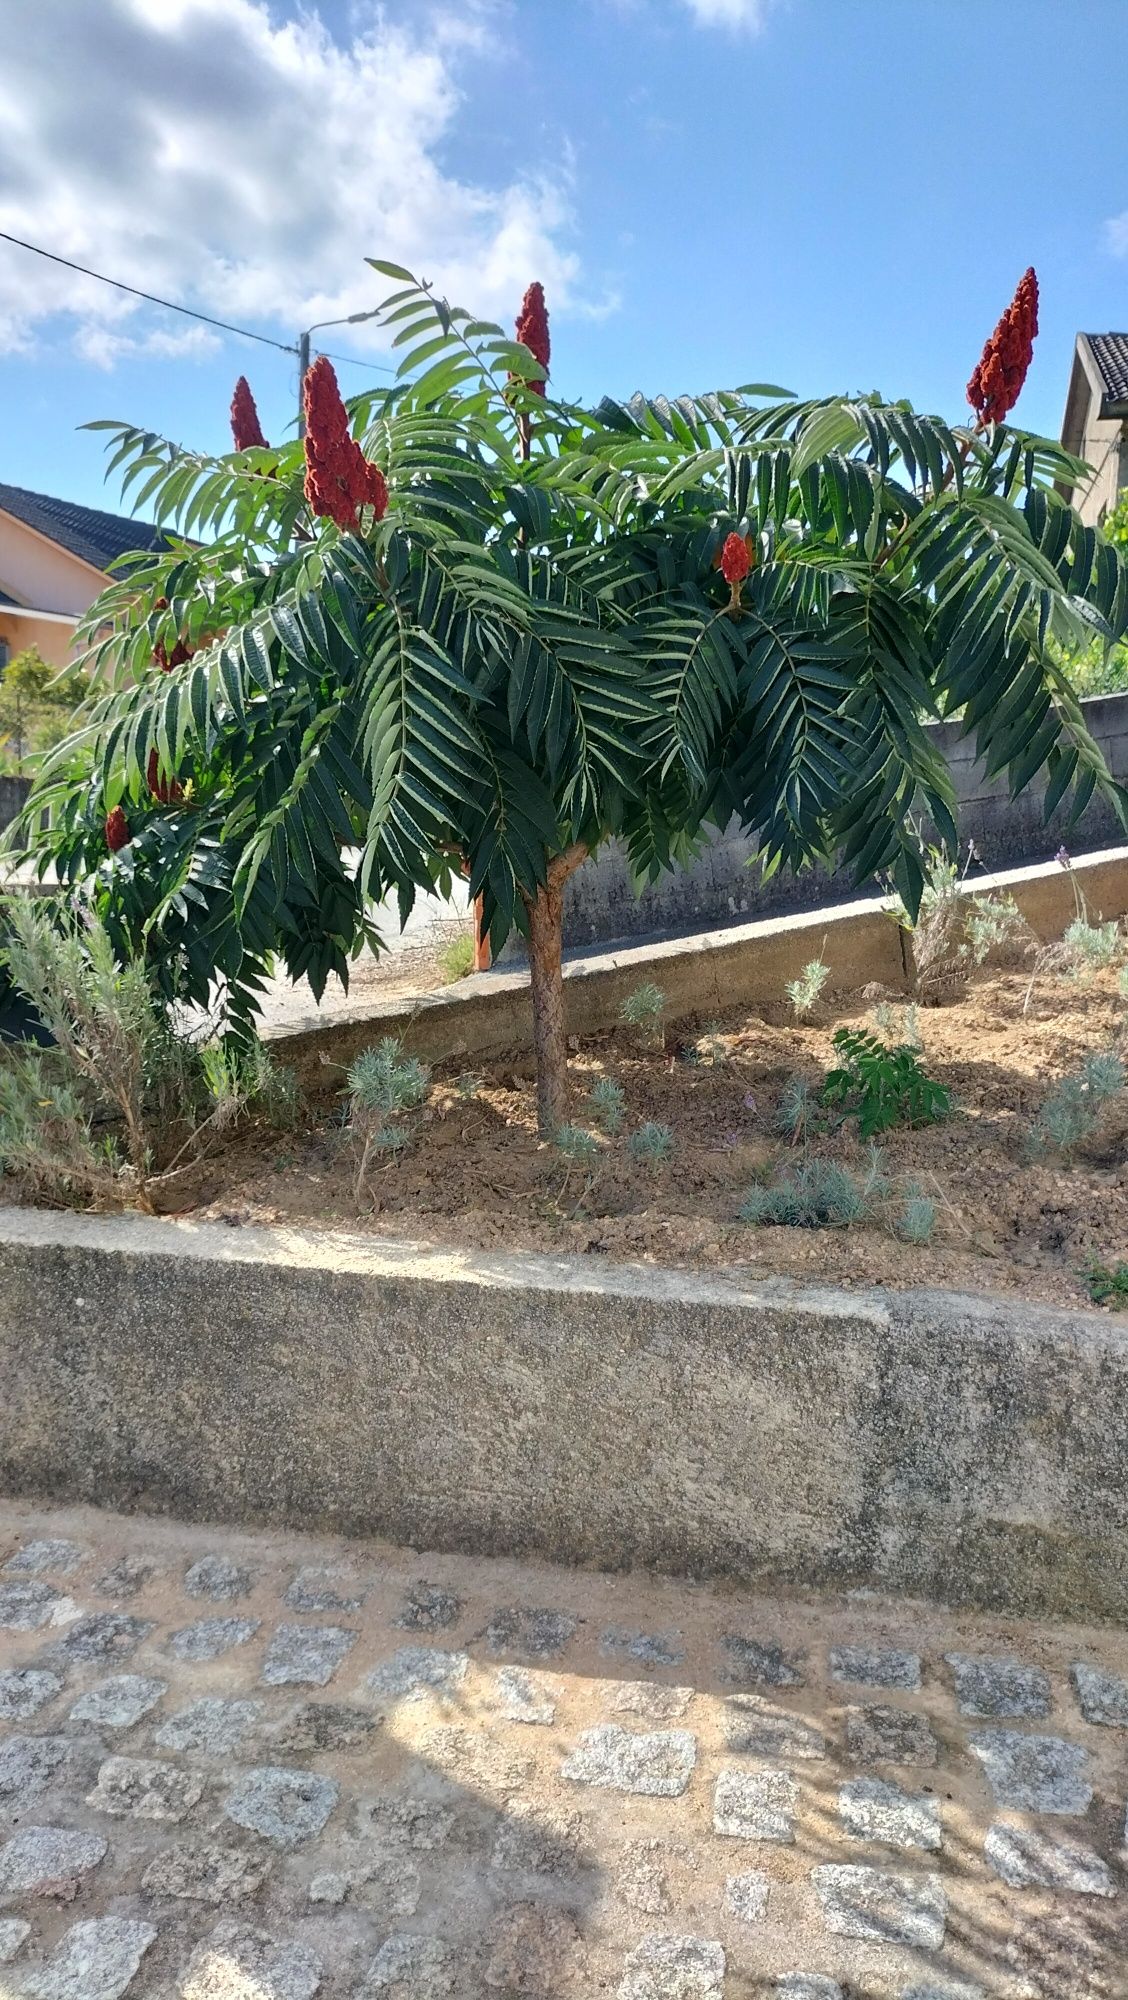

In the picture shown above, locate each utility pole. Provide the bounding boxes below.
[296,310,380,438]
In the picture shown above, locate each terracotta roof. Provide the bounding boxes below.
[1085,334,1128,413]
[0,482,167,573]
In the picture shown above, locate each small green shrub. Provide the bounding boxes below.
[821,1028,950,1137]
[628,1121,674,1166]
[347,1038,430,1204]
[775,1074,818,1144]
[620,982,665,1046]
[1086,1260,1128,1309]
[438,933,475,984]
[455,1071,484,1099]
[589,1076,626,1135]
[897,1192,937,1244]
[872,1001,922,1050]
[199,1040,299,1130]
[785,958,829,1021]
[1027,1050,1125,1160]
[740,1149,935,1243]
[553,1124,600,1166]
[1062,917,1121,973]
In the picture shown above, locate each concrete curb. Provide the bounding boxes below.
[2,1208,1126,1622]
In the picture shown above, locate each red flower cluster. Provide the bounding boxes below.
[105,805,130,853]
[147,748,183,805]
[515,281,550,395]
[230,375,268,451]
[302,356,387,531]
[151,599,193,674]
[720,532,752,583]
[966,267,1039,427]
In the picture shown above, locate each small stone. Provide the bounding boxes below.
[0,1826,107,1896]
[946,1653,1051,1719]
[618,1934,725,2000]
[309,1871,348,1905]
[420,1724,532,1794]
[486,1607,577,1658]
[184,1555,252,1603]
[1071,1661,1128,1727]
[830,1647,920,1690]
[44,1613,152,1667]
[361,1933,455,1996]
[94,1556,154,1601]
[355,1795,456,1853]
[838,1778,941,1851]
[724,1696,825,1760]
[269,1702,377,1754]
[349,1852,421,1919]
[984,1822,1114,1895]
[0,1735,70,1806]
[69,1675,167,1728]
[496,1666,556,1725]
[170,1617,260,1662]
[261,1624,357,1687]
[223,1766,338,1847]
[483,1903,584,1992]
[724,1870,770,1922]
[562,1725,696,1797]
[155,1697,261,1756]
[0,1918,30,1962]
[87,1755,204,1822]
[713,1768,797,1842]
[285,1565,365,1612]
[774,1981,843,2000]
[179,1920,321,2000]
[617,1840,675,1914]
[396,1582,461,1631]
[720,1633,803,1687]
[600,1627,684,1667]
[608,1682,694,1722]
[812,1864,946,1948]
[491,1802,585,1877]
[142,1842,272,1905]
[0,1670,62,1720]
[0,1581,62,1631]
[365,1646,469,1703]
[23,1916,156,2000]
[845,1704,938,1766]
[5,1540,85,1578]
[969,1729,1092,1813]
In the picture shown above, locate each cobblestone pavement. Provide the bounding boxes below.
[0,1502,1125,1998]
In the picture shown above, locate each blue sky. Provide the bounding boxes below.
[2,0,1127,520]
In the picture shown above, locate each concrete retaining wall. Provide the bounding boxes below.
[1,1208,1127,1623]
[555,692,1128,947]
[265,846,1128,1093]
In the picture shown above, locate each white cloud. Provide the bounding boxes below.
[0,0,581,363]
[680,0,774,29]
[1103,211,1128,257]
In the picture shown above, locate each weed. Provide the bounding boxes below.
[892,843,1035,995]
[628,1121,674,1166]
[1086,1260,1128,1309]
[872,1001,922,1049]
[785,957,829,1021]
[454,1071,484,1099]
[620,981,666,1047]
[589,1076,626,1136]
[694,1021,728,1066]
[1027,1049,1125,1160]
[347,1038,430,1204]
[821,1028,950,1137]
[200,1040,299,1130]
[438,933,475,984]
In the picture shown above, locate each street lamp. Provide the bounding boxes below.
[297,310,382,433]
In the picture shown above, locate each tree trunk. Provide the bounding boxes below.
[526,878,567,1136]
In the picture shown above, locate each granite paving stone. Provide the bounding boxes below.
[0,1668,62,1719]
[838,1777,942,1851]
[723,1695,825,1759]
[946,1653,1052,1719]
[720,1634,803,1687]
[44,1613,153,1667]
[86,1754,205,1822]
[713,1768,798,1841]
[1071,1661,1128,1726]
[0,1581,64,1632]
[495,1665,557,1724]
[0,1826,107,1896]
[141,1841,273,1904]
[4,1540,86,1578]
[94,1556,154,1600]
[984,1822,1115,1894]
[183,1555,251,1603]
[260,1623,357,1687]
[812,1864,946,1948]
[223,1766,339,1846]
[169,1616,260,1662]
[723,1870,771,1922]
[0,1734,71,1806]
[618,1933,726,1999]
[265,1701,378,1754]
[154,1696,262,1755]
[774,1981,844,1999]
[22,1916,156,2000]
[562,1725,696,1796]
[396,1582,461,1631]
[845,1704,938,1766]
[284,1565,367,1613]
[486,1607,577,1657]
[178,1919,322,2000]
[0,1917,30,1963]
[69,1674,167,1728]
[364,1645,468,1703]
[969,1729,1092,1812]
[360,1932,456,1995]
[830,1647,921,1690]
[600,1627,685,1667]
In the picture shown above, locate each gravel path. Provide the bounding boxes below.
[0,1499,1124,1996]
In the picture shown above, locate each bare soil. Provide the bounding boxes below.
[134,961,1128,1315]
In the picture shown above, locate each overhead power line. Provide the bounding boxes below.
[0,229,395,374]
